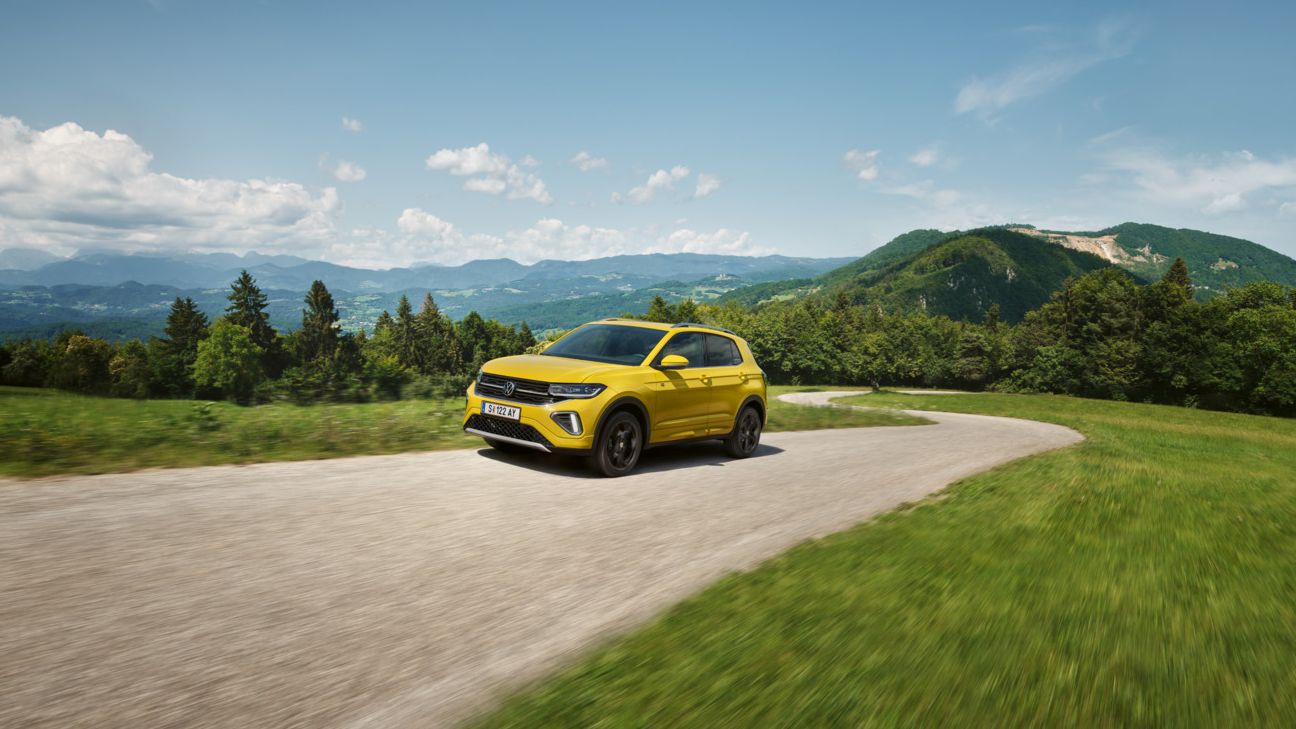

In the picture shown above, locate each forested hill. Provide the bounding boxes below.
[1012,223,1296,294]
[827,228,1111,321]
[721,223,1296,321]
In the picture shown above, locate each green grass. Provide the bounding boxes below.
[474,391,1296,728]
[0,386,480,478]
[0,385,922,479]
[766,386,929,432]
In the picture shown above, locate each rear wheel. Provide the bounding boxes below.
[724,406,762,458]
[590,411,643,477]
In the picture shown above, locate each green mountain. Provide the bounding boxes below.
[722,222,1296,321]
[827,228,1111,321]
[718,229,952,308]
[1012,223,1296,295]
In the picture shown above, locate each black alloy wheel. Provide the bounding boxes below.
[724,406,762,458]
[592,411,643,477]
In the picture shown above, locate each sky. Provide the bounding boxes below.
[1,0,1294,268]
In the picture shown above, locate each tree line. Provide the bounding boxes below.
[643,258,1295,417]
[3,258,1294,416]
[0,270,535,403]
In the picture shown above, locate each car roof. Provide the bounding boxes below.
[593,318,738,337]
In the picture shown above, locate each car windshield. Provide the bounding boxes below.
[541,324,667,366]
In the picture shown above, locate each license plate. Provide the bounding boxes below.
[482,401,521,421]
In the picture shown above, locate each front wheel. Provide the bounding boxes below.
[723,406,763,458]
[590,411,643,477]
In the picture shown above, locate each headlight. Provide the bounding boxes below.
[548,383,605,399]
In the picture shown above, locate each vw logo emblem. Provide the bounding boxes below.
[502,380,516,397]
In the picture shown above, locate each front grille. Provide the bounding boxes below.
[477,373,556,405]
[465,414,551,446]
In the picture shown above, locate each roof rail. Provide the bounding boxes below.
[671,321,736,336]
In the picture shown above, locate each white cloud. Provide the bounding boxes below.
[615,165,690,204]
[955,18,1136,118]
[341,116,363,133]
[0,115,340,256]
[463,177,507,194]
[1281,201,1296,217]
[1090,133,1296,216]
[320,156,367,182]
[424,142,552,204]
[843,149,880,181]
[648,228,767,256]
[396,208,457,239]
[694,173,722,199]
[1204,192,1246,214]
[570,151,608,171]
[885,180,962,207]
[388,208,764,266]
[909,145,940,167]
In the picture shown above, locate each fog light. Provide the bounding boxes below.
[551,411,582,436]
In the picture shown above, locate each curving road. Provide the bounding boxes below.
[0,392,1080,728]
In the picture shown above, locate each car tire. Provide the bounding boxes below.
[723,406,762,458]
[590,410,643,477]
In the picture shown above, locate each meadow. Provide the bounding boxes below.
[474,391,1296,727]
[0,385,923,478]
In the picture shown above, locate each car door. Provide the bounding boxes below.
[704,334,746,434]
[648,331,712,442]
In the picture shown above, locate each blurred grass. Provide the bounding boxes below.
[0,385,922,478]
[474,391,1296,728]
[0,386,479,478]
[766,386,929,431]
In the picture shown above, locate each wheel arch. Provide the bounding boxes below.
[593,395,651,445]
[739,394,767,425]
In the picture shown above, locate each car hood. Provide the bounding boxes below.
[481,354,627,383]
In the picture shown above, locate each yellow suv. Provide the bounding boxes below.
[463,319,767,476]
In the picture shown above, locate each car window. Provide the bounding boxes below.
[705,334,743,367]
[541,324,667,365]
[657,332,705,367]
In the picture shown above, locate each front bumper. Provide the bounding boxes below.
[462,382,602,453]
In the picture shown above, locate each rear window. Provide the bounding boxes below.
[705,334,744,367]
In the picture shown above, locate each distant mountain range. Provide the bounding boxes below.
[0,251,852,339]
[3,222,1293,338]
[717,223,1296,322]
[0,248,852,292]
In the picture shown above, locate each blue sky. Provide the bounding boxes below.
[2,0,1294,267]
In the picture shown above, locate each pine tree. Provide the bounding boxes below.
[226,271,274,346]
[644,295,674,323]
[163,297,210,355]
[299,280,340,363]
[393,294,416,368]
[1162,258,1194,303]
[456,311,489,372]
[413,293,461,374]
[517,321,536,350]
[155,297,210,396]
[983,303,1000,332]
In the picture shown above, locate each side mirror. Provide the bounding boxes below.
[657,354,689,370]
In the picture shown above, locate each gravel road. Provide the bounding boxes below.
[0,392,1080,728]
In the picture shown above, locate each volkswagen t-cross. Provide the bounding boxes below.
[462,319,767,476]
